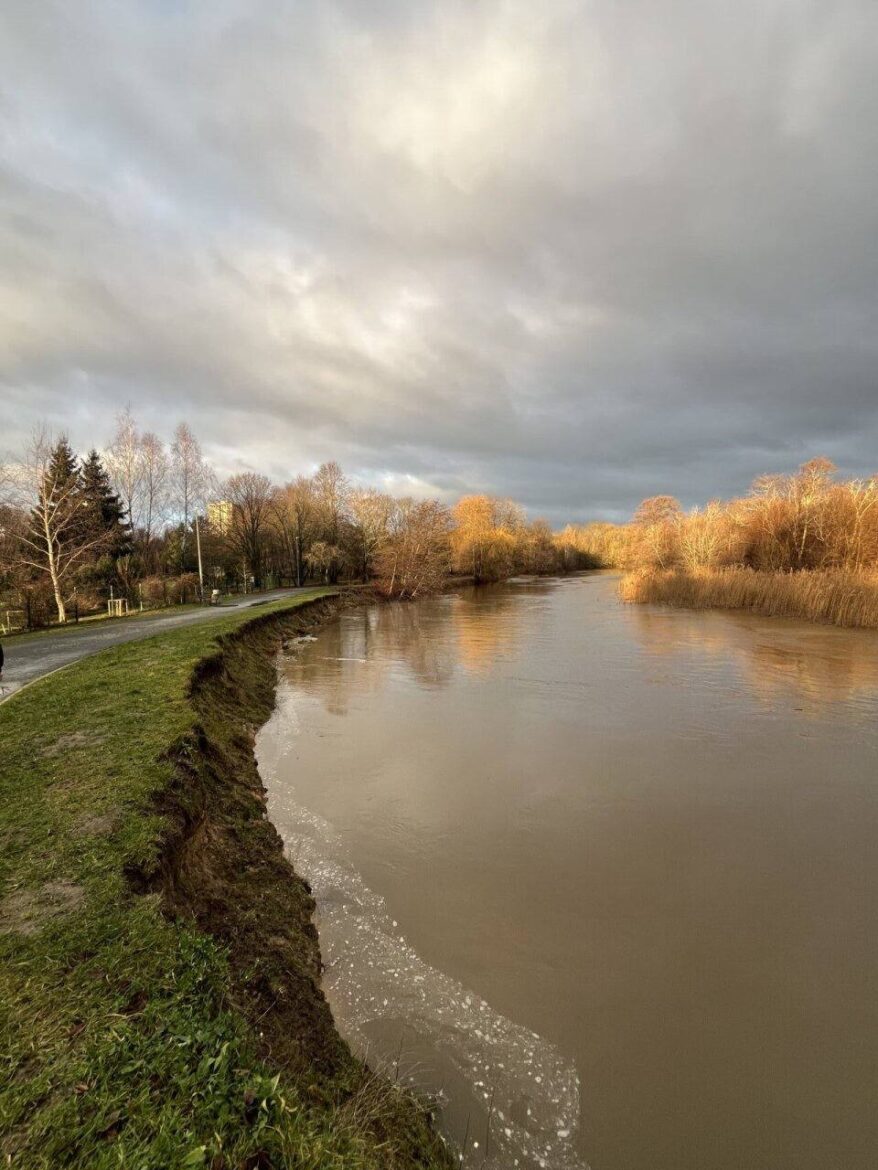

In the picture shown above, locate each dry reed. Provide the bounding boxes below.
[620,568,878,628]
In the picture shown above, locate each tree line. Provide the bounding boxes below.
[558,458,878,576]
[0,413,596,627]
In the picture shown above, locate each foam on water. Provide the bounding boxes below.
[262,726,588,1170]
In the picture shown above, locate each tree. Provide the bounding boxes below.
[105,408,144,533]
[304,539,340,584]
[554,521,630,568]
[678,502,727,570]
[375,499,451,598]
[632,495,682,569]
[843,476,878,571]
[7,432,112,623]
[520,518,558,574]
[0,496,26,592]
[270,477,319,586]
[348,488,394,582]
[451,495,525,582]
[789,457,836,569]
[171,423,210,571]
[746,458,836,570]
[224,472,273,587]
[140,431,169,546]
[81,450,130,557]
[312,461,349,583]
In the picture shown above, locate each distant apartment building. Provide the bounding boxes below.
[207,499,232,535]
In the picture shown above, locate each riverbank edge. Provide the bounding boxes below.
[0,592,452,1169]
[619,566,878,628]
[143,592,454,1163]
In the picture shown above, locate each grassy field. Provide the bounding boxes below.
[0,591,451,1170]
[620,567,878,627]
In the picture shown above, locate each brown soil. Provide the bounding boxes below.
[0,880,86,936]
[73,811,120,837]
[126,596,348,1078]
[39,730,107,757]
[125,594,452,1163]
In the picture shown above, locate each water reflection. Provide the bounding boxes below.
[453,579,553,677]
[629,606,878,714]
[260,575,878,1170]
[282,583,533,710]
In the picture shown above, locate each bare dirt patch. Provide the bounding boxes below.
[40,730,107,758]
[73,811,120,837]
[0,880,86,936]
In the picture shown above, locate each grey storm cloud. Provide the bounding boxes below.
[1,0,877,522]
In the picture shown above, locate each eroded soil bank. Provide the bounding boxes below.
[0,592,452,1169]
[129,594,454,1164]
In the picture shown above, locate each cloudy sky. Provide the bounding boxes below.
[2,1,876,522]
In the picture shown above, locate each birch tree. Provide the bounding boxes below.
[375,499,451,598]
[105,408,144,533]
[140,431,169,544]
[6,432,111,623]
[170,423,210,570]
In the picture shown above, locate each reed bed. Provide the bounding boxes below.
[620,567,878,628]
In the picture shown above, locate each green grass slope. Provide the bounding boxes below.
[0,591,451,1170]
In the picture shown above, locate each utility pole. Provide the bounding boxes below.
[195,514,204,601]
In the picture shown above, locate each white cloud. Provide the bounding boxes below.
[1,0,877,523]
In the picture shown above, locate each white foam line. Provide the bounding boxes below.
[264,782,589,1170]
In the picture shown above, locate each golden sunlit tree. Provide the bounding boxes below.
[451,494,526,582]
[631,495,682,570]
[375,499,451,598]
[270,476,319,586]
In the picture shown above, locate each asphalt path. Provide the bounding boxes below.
[0,589,312,704]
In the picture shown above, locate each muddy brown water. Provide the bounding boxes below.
[257,574,878,1170]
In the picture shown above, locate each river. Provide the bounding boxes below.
[256,573,878,1170]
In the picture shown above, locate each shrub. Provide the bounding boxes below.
[620,567,878,628]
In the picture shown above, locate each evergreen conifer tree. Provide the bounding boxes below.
[20,435,102,623]
[81,450,131,557]
[31,437,82,553]
[42,437,80,501]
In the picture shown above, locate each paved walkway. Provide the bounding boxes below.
[0,589,311,704]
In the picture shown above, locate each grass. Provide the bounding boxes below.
[620,566,878,627]
[0,590,452,1170]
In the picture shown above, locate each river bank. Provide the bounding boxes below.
[0,591,451,1169]
[620,566,878,627]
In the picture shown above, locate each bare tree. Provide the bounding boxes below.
[678,502,726,570]
[845,476,878,570]
[0,465,26,589]
[140,431,169,544]
[105,408,144,532]
[312,461,349,583]
[451,494,525,582]
[170,423,210,570]
[5,431,110,623]
[304,539,340,584]
[348,487,394,581]
[632,495,682,569]
[225,472,274,587]
[375,499,451,598]
[270,476,318,585]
